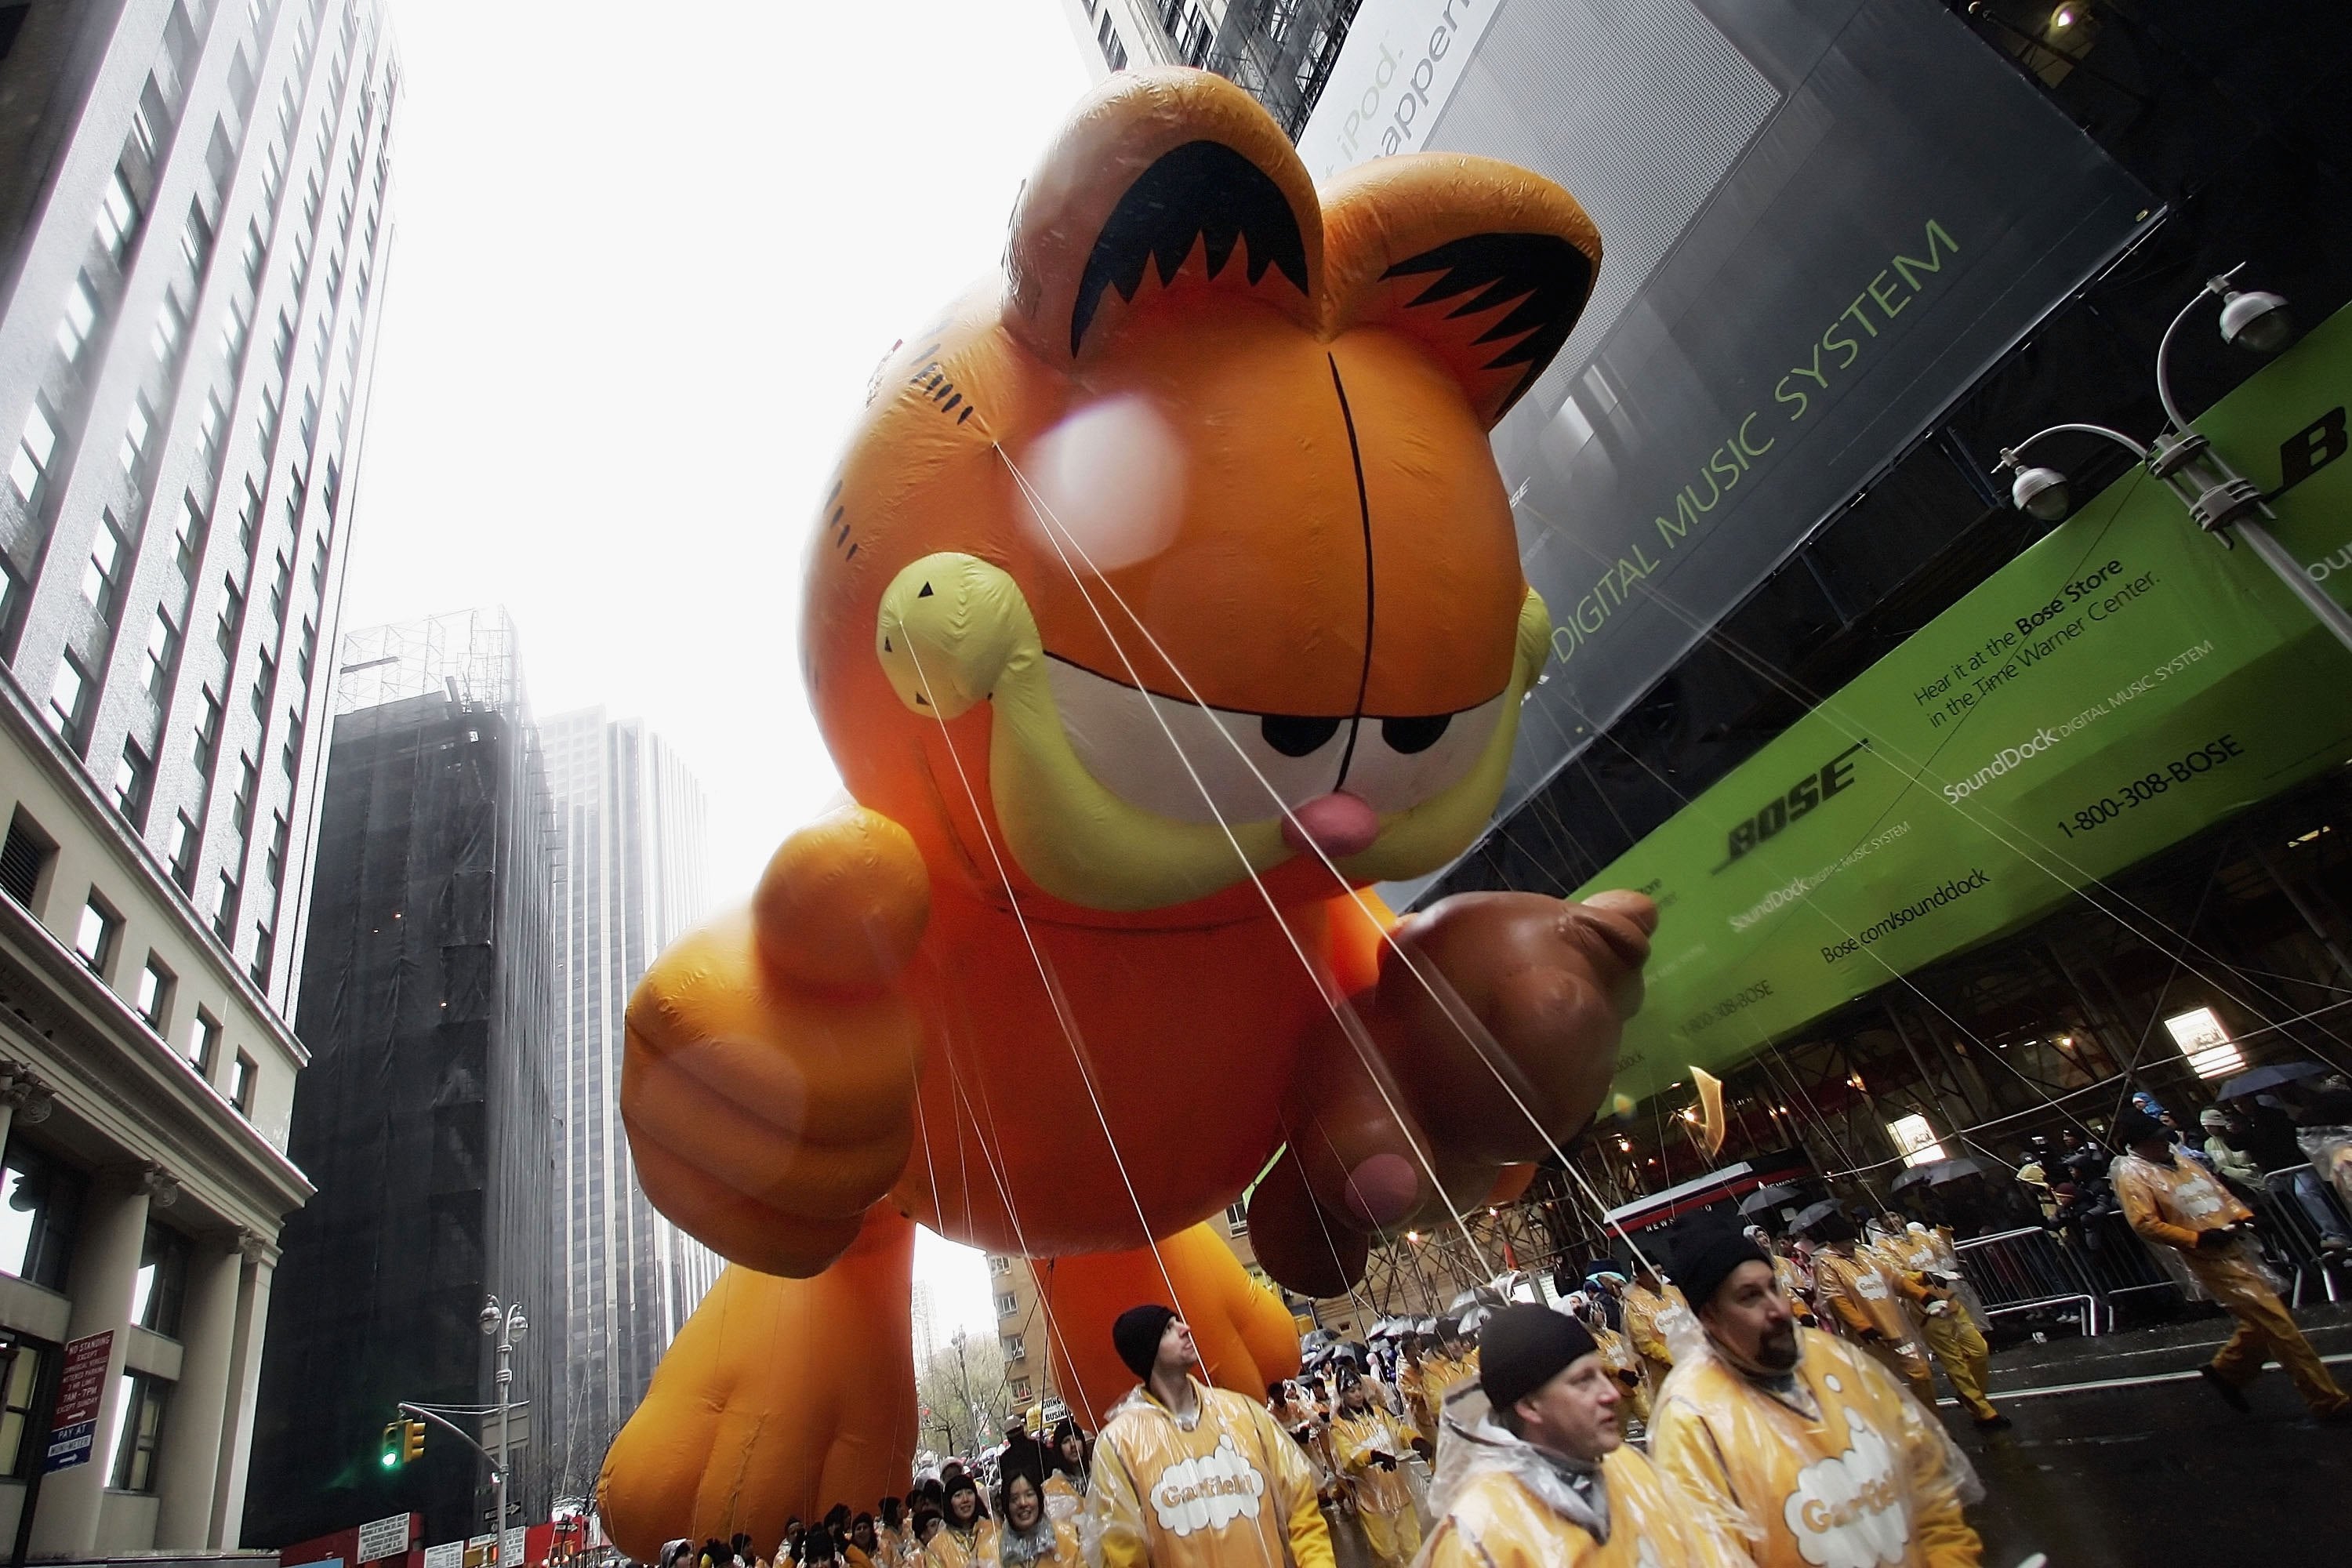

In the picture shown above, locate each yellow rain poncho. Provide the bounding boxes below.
[1771,1254,1817,1324]
[1422,1396,1743,1567]
[1650,1326,1983,1568]
[1810,1247,1934,1405]
[1588,1323,1649,1425]
[924,1521,999,1568]
[1089,1378,1334,1568]
[1041,1472,1086,1526]
[1330,1403,1423,1567]
[2114,1149,2351,1416]
[1867,1237,1998,1423]
[1620,1282,1691,1392]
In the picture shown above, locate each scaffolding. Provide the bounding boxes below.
[337,605,528,715]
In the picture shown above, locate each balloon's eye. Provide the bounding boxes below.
[1260,714,1344,758]
[1379,714,1451,755]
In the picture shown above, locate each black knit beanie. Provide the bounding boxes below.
[1112,1303,1178,1379]
[1669,1219,1771,1312]
[1479,1304,1598,1412]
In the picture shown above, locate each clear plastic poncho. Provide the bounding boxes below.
[1647,1327,1984,1568]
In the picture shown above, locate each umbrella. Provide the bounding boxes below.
[1791,1199,1846,1235]
[1447,1287,1504,1313]
[1299,1329,1338,1352]
[1457,1301,1499,1334]
[1891,1152,2004,1189]
[2216,1062,2328,1102]
[1737,1183,1802,1216]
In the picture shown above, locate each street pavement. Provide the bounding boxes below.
[1947,1302,2352,1566]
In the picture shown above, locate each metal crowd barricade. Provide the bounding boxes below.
[1952,1225,2111,1335]
[2252,1162,2352,1308]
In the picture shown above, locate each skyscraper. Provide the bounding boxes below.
[0,0,394,1554]
[246,609,563,1548]
[1054,1,1359,134]
[539,708,719,1496]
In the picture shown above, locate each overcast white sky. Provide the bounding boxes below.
[342,2,1092,1344]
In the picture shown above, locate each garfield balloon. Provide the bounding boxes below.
[598,67,1654,1553]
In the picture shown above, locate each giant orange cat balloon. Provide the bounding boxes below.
[597,68,1653,1550]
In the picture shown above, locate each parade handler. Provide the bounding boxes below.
[2111,1108,2352,1418]
[1330,1374,1423,1568]
[1421,1305,1741,1568]
[1089,1307,1336,1568]
[1619,1261,1692,1397]
[1798,1210,1939,1408]
[1651,1221,1985,1568]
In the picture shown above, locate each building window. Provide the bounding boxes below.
[136,953,173,1029]
[1886,1113,1946,1167]
[151,286,188,366]
[995,1292,1017,1316]
[229,1051,256,1114]
[0,1144,86,1290]
[249,922,272,988]
[82,512,130,619]
[193,687,223,773]
[1003,1336,1024,1362]
[212,872,238,942]
[10,397,59,503]
[0,1343,46,1479]
[96,166,142,262]
[1011,1378,1032,1403]
[114,739,155,823]
[119,393,155,477]
[1098,13,1127,71]
[106,1371,169,1491]
[48,657,91,744]
[231,753,258,836]
[1,814,56,908]
[56,273,100,364]
[132,1222,188,1338]
[187,1008,220,1073]
[263,811,288,889]
[1225,1202,1248,1235]
[145,608,180,699]
[988,1254,1011,1276]
[175,490,208,575]
[74,895,120,975]
[216,579,245,655]
[168,813,199,892]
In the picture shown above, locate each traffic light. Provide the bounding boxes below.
[404,1418,426,1463]
[380,1422,401,1470]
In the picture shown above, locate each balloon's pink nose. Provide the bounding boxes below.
[1283,791,1381,858]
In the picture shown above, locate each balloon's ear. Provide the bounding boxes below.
[1003,67,1323,362]
[1322,155,1601,427]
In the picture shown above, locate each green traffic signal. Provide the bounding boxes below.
[379,1421,401,1469]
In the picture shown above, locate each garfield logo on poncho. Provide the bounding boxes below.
[1149,1436,1266,1534]
[1781,1425,1907,1568]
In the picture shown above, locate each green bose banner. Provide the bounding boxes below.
[1583,303,2352,1107]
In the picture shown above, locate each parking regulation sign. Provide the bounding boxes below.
[43,1332,114,1472]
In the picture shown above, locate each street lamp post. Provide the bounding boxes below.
[481,1296,528,1554]
[1994,265,2352,656]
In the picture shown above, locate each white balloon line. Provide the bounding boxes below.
[996,448,1654,1272]
[901,638,1187,1316]
[992,448,1496,1279]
